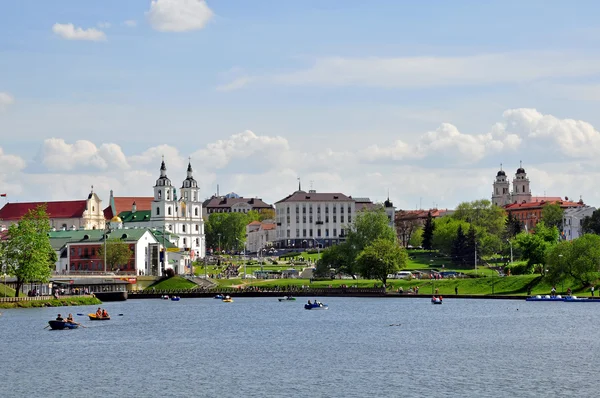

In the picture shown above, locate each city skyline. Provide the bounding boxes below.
[2,1,600,209]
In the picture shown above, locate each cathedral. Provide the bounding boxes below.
[492,162,532,207]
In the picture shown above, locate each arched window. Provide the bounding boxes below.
[194,207,199,216]
[158,190,162,200]
[168,207,172,216]
[182,225,186,233]
[193,192,196,201]
[183,238,187,245]
[156,207,160,216]
[167,190,170,200]
[196,238,200,246]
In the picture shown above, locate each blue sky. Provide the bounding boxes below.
[1,0,600,209]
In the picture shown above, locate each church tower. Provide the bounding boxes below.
[492,164,510,206]
[151,158,177,224]
[512,161,532,204]
[178,160,205,258]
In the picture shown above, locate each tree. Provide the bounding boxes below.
[541,203,564,230]
[515,221,559,273]
[97,238,133,272]
[1,205,54,297]
[395,212,420,247]
[315,243,352,277]
[319,209,397,277]
[452,199,506,238]
[356,238,408,285]
[409,226,423,248]
[505,213,522,238]
[431,217,470,255]
[546,234,600,285]
[464,224,477,267]
[582,209,600,235]
[205,212,248,252]
[422,211,434,250]
[451,225,468,265]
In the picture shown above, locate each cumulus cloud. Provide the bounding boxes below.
[146,0,213,32]
[7,111,600,208]
[37,139,129,171]
[0,92,14,110]
[52,23,107,41]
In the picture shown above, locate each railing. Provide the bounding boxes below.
[0,295,54,303]
[128,287,387,298]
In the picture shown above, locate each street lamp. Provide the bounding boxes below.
[217,233,222,255]
[507,239,513,265]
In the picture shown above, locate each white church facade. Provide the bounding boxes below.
[492,162,533,207]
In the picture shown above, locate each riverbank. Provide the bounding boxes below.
[0,296,102,309]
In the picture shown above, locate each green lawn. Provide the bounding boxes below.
[0,283,18,298]
[146,276,198,290]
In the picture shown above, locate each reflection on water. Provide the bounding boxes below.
[1,297,598,398]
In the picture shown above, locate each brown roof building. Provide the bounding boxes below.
[103,190,153,219]
[203,195,273,215]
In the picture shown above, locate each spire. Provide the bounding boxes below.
[500,163,503,171]
[160,156,167,177]
[297,177,301,191]
[91,185,94,193]
[520,160,522,168]
[187,157,193,176]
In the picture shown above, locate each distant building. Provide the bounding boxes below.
[354,196,396,227]
[492,162,533,206]
[562,205,596,241]
[203,194,273,215]
[0,188,106,231]
[246,220,276,253]
[505,198,584,231]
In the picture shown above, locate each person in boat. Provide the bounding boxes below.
[101,309,109,318]
[96,307,102,317]
[56,314,64,321]
[307,300,312,305]
[66,313,74,323]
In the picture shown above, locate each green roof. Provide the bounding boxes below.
[150,230,178,249]
[118,210,152,223]
[48,228,154,248]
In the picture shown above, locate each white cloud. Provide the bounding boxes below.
[146,0,213,32]
[224,52,600,90]
[52,23,107,41]
[216,77,254,92]
[6,110,600,209]
[37,138,129,171]
[0,92,14,111]
[97,22,111,29]
[123,20,137,27]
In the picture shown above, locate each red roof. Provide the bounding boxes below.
[505,200,583,210]
[262,223,276,231]
[0,201,87,221]
[104,197,153,219]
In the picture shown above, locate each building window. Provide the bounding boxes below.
[317,229,321,237]
[287,230,290,238]
[333,206,337,214]
[182,225,186,233]
[317,206,321,214]
[287,216,290,223]
[325,206,329,214]
[340,228,345,237]
[195,208,199,216]
[309,215,313,223]
[287,207,290,214]
[309,229,313,237]
[348,215,352,223]
[195,224,199,232]
[167,190,170,200]
[341,206,344,214]
[348,206,352,214]
[156,207,160,216]
[333,216,337,223]
[303,216,306,223]
[325,229,329,237]
[183,238,187,246]
[303,205,306,214]
[303,229,306,237]
[84,248,88,257]
[168,207,172,216]
[296,205,299,214]
[333,229,337,237]
[326,216,329,223]
[196,238,200,246]
[341,216,344,223]
[295,229,300,237]
[309,205,313,214]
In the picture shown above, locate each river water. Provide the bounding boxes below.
[1,297,597,397]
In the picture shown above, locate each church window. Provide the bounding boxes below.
[158,190,162,200]
[195,224,199,232]
[196,238,199,246]
[92,206,95,211]
[183,238,187,246]
[167,190,170,200]
[168,207,172,216]
[156,207,160,216]
[195,207,199,216]
[193,192,196,201]
[182,225,186,233]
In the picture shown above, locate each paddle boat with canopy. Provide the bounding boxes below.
[222,295,233,303]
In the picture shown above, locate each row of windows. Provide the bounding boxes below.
[284,228,344,238]
[282,215,351,224]
[283,205,353,214]
[181,237,201,247]
[157,189,198,202]
[156,206,200,217]
[69,261,134,271]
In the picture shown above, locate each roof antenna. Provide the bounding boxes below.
[310,180,314,191]
[500,163,502,171]
[297,177,301,191]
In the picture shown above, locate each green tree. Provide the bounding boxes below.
[515,221,559,273]
[451,225,468,265]
[1,205,54,297]
[505,213,522,238]
[395,213,420,247]
[582,209,600,235]
[452,199,506,238]
[356,238,408,285]
[422,211,434,250]
[431,217,471,255]
[97,238,133,272]
[205,212,248,253]
[541,203,564,230]
[319,209,396,277]
[315,243,352,277]
[409,226,423,247]
[546,234,600,285]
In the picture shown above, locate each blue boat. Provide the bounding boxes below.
[171,296,180,301]
[526,295,564,301]
[304,302,328,310]
[48,320,79,330]
[214,294,224,299]
[564,296,600,302]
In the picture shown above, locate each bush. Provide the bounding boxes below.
[504,262,533,275]
[279,252,301,259]
[165,268,176,278]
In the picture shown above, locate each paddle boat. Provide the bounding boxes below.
[304,301,328,310]
[526,295,564,302]
[431,296,443,304]
[171,296,181,301]
[88,313,111,321]
[48,320,79,330]
[222,295,233,303]
[278,296,296,302]
[214,294,224,299]
[161,295,170,300]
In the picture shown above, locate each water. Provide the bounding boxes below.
[1,297,598,397]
